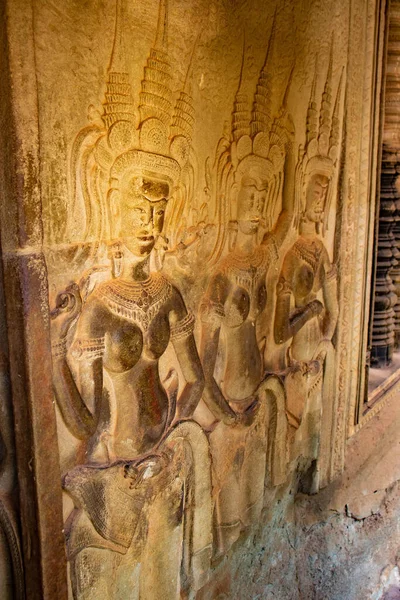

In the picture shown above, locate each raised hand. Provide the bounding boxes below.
[50,283,82,340]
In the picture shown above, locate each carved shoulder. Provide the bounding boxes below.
[168,284,188,324]
[319,245,336,280]
[75,294,109,340]
[280,246,298,283]
[207,268,231,301]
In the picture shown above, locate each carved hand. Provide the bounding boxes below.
[201,380,237,426]
[311,338,333,363]
[309,299,324,317]
[124,455,167,487]
[50,283,82,339]
[289,359,321,377]
[232,400,260,428]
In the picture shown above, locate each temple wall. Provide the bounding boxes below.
[0,0,388,598]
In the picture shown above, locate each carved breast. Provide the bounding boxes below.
[220,246,269,328]
[294,263,315,299]
[224,287,250,327]
[291,239,325,304]
[92,275,173,373]
[223,280,267,328]
[102,312,171,373]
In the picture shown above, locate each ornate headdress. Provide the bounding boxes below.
[295,38,344,235]
[208,12,294,264]
[69,0,196,246]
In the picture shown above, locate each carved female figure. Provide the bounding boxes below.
[52,161,211,599]
[198,31,294,554]
[274,57,342,487]
[50,2,212,597]
[274,174,338,464]
[52,171,204,455]
[201,150,295,421]
[199,155,293,555]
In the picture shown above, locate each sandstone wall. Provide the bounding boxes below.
[0,0,387,597]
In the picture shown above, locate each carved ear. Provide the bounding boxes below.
[228,219,238,252]
[230,182,239,220]
[108,189,121,239]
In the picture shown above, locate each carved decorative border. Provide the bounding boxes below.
[350,0,389,432]
[331,0,388,477]
[353,368,400,434]
[350,0,390,435]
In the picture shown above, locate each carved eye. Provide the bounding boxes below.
[156,209,165,216]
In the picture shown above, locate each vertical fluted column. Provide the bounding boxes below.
[391,157,400,347]
[371,146,399,366]
[383,2,400,141]
[369,1,400,368]
[385,2,400,353]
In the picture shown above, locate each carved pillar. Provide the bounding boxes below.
[0,0,68,597]
[383,0,400,140]
[391,165,400,348]
[371,146,400,366]
[0,267,24,599]
[384,2,400,351]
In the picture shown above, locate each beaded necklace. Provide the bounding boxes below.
[95,272,172,331]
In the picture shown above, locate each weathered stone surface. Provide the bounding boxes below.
[207,397,400,600]
[0,0,392,597]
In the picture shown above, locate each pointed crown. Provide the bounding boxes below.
[295,37,344,234]
[219,13,293,196]
[208,13,295,263]
[221,11,293,194]
[229,10,281,167]
[70,0,196,243]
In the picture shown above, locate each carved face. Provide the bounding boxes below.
[305,174,329,224]
[117,176,169,256]
[236,175,267,234]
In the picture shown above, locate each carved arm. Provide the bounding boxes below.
[52,355,101,440]
[264,123,296,251]
[274,275,323,345]
[51,287,102,440]
[198,275,236,424]
[168,287,205,421]
[321,263,339,341]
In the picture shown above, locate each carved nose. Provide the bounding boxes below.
[141,210,153,226]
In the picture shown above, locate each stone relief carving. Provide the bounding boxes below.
[274,50,342,489]
[195,21,294,554]
[51,1,211,598]
[48,1,344,597]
